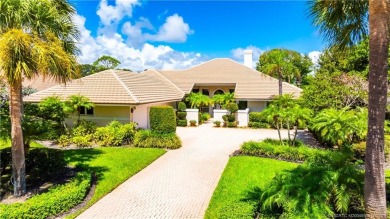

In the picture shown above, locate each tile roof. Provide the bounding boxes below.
[22,75,62,91]
[24,58,302,104]
[24,70,183,104]
[159,58,302,100]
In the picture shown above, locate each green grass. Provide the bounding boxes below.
[0,138,44,149]
[63,147,165,218]
[205,156,298,219]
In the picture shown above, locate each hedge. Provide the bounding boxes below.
[240,140,333,162]
[249,112,264,122]
[133,130,182,149]
[149,106,176,134]
[0,171,91,219]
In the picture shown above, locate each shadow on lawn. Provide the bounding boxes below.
[64,149,108,182]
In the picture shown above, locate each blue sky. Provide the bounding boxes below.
[72,0,324,71]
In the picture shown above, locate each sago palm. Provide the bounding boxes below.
[0,0,79,196]
[309,1,389,215]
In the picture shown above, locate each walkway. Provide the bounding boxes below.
[78,121,288,219]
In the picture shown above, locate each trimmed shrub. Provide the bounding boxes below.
[178,102,187,111]
[177,120,187,127]
[227,114,235,122]
[222,115,228,122]
[94,121,137,146]
[226,103,238,114]
[226,121,238,127]
[150,106,176,134]
[133,130,182,149]
[177,112,187,120]
[241,140,332,162]
[0,172,91,219]
[214,120,221,127]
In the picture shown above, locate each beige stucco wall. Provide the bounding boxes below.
[247,101,267,112]
[65,105,131,128]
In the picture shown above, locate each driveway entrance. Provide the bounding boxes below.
[78,121,289,218]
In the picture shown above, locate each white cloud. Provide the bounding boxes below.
[308,51,321,66]
[75,14,204,72]
[145,14,193,43]
[97,0,139,26]
[231,45,264,68]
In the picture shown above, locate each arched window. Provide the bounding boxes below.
[202,89,209,96]
[214,89,224,95]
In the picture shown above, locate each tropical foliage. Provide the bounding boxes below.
[260,150,364,218]
[262,94,312,146]
[311,107,367,147]
[65,94,94,125]
[185,92,211,110]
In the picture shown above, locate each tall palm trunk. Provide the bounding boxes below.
[364,0,390,217]
[278,70,283,96]
[10,81,26,196]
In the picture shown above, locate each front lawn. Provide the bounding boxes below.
[205,156,297,219]
[63,147,165,218]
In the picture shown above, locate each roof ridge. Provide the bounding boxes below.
[111,70,140,103]
[150,69,185,96]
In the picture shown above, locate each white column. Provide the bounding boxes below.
[237,108,250,127]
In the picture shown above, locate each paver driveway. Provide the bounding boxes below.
[78,121,289,219]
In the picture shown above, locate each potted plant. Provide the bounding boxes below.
[214,120,221,127]
[189,120,197,126]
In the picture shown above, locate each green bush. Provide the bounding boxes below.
[133,130,182,149]
[72,120,97,136]
[189,120,197,126]
[227,114,235,122]
[176,112,187,120]
[149,106,176,134]
[352,137,390,162]
[226,121,238,128]
[248,122,271,129]
[226,103,238,114]
[178,102,187,111]
[58,134,71,147]
[94,121,137,146]
[72,135,93,148]
[177,119,187,127]
[214,120,221,127]
[249,112,264,122]
[0,172,91,219]
[240,140,332,162]
[222,115,228,122]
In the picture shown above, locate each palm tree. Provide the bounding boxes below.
[309,0,389,216]
[0,0,79,196]
[185,92,211,112]
[65,94,94,125]
[258,49,299,95]
[211,92,235,109]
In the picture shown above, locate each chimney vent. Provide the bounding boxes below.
[244,50,253,69]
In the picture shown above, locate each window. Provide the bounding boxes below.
[238,101,248,110]
[214,89,224,95]
[229,89,235,93]
[192,89,200,93]
[202,89,209,96]
[80,106,94,116]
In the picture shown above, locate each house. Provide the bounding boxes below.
[24,50,302,128]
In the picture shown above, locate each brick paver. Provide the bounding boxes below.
[78,121,288,219]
